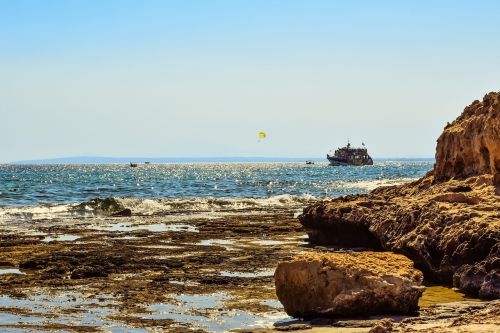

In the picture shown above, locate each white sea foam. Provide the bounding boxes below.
[0,178,417,221]
[114,194,317,214]
[335,177,416,192]
[0,194,318,221]
[0,204,84,220]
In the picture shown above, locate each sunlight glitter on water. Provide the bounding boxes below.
[93,223,199,233]
[0,269,24,275]
[42,234,80,242]
[0,162,432,211]
[0,292,149,331]
[144,292,290,332]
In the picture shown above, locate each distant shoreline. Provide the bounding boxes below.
[7,156,435,165]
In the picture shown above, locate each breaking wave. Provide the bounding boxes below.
[0,194,318,221]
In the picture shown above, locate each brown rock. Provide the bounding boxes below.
[299,92,500,299]
[0,261,15,268]
[274,324,312,331]
[368,318,393,333]
[111,208,132,217]
[434,92,500,182]
[274,252,423,319]
[494,172,500,187]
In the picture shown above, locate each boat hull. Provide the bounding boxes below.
[327,156,373,166]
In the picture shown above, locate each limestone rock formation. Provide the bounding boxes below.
[274,252,423,318]
[299,92,500,299]
[434,92,500,182]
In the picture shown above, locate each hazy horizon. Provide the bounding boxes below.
[7,155,435,165]
[2,0,500,163]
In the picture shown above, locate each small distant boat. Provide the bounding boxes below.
[305,161,314,165]
[327,141,373,166]
[144,161,151,164]
[129,163,138,167]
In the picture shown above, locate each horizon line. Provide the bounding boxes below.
[7,155,435,164]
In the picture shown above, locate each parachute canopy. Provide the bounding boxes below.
[258,131,267,139]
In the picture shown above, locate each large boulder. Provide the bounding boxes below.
[299,92,500,299]
[275,252,423,318]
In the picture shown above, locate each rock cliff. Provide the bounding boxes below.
[434,92,500,183]
[299,92,500,299]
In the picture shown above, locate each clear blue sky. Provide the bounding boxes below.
[1,0,499,162]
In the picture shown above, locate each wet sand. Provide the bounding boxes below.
[0,207,495,332]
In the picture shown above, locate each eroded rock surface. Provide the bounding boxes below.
[434,92,500,182]
[299,92,500,299]
[274,252,423,318]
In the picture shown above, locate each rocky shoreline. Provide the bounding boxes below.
[270,92,500,330]
[299,171,499,298]
[1,200,495,332]
[0,208,308,332]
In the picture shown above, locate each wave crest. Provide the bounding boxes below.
[0,194,318,221]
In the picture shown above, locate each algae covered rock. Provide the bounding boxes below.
[274,252,423,318]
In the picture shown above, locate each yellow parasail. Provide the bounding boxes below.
[258,131,267,139]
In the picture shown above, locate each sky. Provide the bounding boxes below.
[1,0,500,162]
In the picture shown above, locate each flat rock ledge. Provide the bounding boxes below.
[275,252,424,319]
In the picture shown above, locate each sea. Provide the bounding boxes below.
[0,160,433,220]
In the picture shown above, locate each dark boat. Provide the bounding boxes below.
[129,163,138,167]
[327,142,373,166]
[305,161,314,165]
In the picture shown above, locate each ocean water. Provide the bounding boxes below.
[0,161,432,220]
